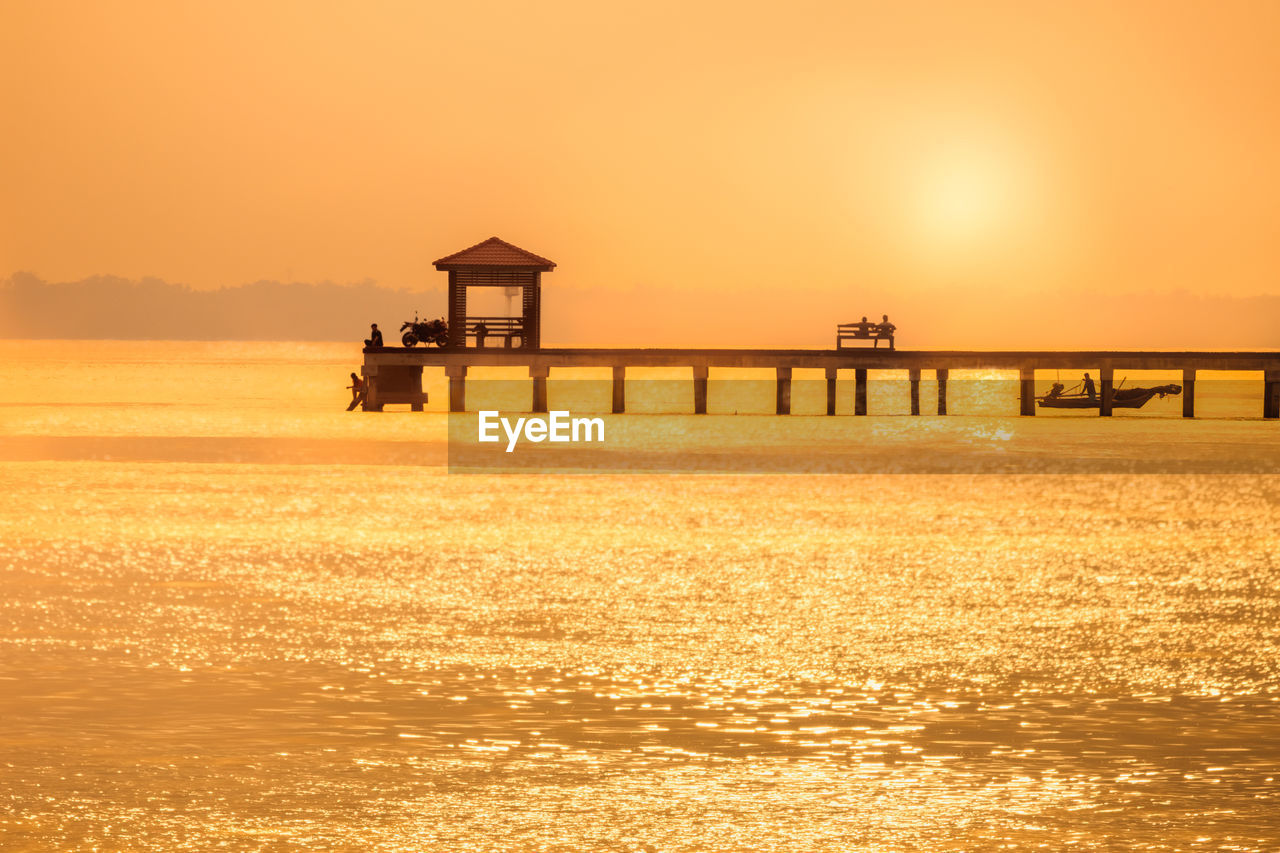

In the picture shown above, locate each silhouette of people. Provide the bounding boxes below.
[346,372,366,410]
[474,322,488,348]
[364,323,383,348]
[874,314,896,349]
[1082,372,1097,399]
[1046,382,1065,399]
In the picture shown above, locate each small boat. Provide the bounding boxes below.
[1037,383,1181,409]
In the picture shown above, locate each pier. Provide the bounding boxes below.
[359,237,1280,419]
[361,348,1280,419]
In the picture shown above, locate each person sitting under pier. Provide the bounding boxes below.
[1046,382,1065,399]
[1082,372,1097,399]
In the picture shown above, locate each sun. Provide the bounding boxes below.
[913,150,1017,249]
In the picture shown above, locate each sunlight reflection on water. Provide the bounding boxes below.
[1,343,1279,850]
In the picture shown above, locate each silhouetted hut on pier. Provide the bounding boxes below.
[433,237,555,350]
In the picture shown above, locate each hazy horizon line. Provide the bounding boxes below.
[5,272,1278,350]
[7,270,1280,301]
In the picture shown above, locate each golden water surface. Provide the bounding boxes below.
[1,342,1278,851]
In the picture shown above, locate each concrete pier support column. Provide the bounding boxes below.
[693,366,709,414]
[409,366,425,412]
[611,366,626,414]
[825,368,838,416]
[529,365,549,413]
[445,364,467,413]
[1182,369,1196,418]
[362,366,380,411]
[909,369,921,415]
[776,367,792,415]
[854,369,868,416]
[936,369,949,415]
[1019,367,1036,416]
[1099,367,1115,417]
[1265,370,1280,419]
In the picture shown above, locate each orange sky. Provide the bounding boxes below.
[2,0,1277,318]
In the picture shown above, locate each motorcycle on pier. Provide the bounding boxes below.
[400,315,449,347]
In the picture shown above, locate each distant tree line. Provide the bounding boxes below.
[2,271,1277,349]
[0,273,438,341]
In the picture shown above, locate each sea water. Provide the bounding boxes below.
[1,341,1277,851]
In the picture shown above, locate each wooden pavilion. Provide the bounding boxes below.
[433,237,556,349]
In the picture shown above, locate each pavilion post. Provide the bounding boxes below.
[909,369,921,415]
[936,369,949,415]
[522,276,541,350]
[1099,367,1114,417]
[447,271,467,349]
[854,369,868,416]
[825,368,837,416]
[1182,369,1196,418]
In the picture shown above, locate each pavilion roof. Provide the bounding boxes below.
[433,237,556,271]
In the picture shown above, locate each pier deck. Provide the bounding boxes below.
[360,348,1280,418]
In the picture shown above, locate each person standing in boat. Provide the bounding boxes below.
[1082,372,1097,400]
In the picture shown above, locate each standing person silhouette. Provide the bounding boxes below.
[364,323,383,348]
[346,372,365,410]
[1082,372,1097,399]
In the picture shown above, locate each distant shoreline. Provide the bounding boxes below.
[4,272,1279,350]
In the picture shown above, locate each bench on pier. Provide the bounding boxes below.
[467,316,526,348]
[837,321,895,351]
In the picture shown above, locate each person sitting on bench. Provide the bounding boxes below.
[874,314,896,349]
